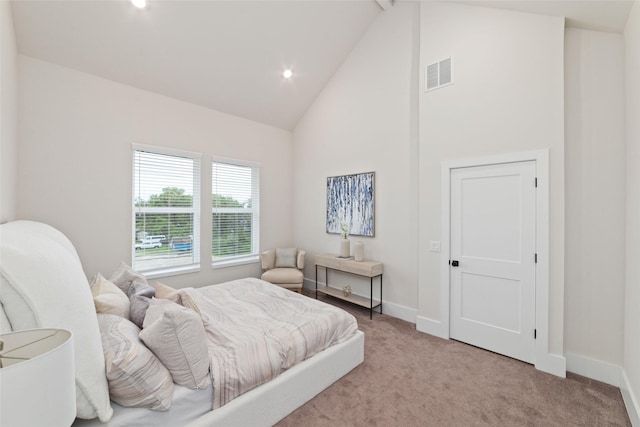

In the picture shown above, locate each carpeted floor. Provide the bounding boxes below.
[277,292,631,427]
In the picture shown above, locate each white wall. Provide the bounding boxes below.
[624,1,640,424]
[1,0,18,223]
[417,3,566,358]
[17,56,293,288]
[564,28,626,368]
[292,2,420,319]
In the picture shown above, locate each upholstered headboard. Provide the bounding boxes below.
[0,221,113,421]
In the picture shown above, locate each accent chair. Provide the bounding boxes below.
[260,248,305,293]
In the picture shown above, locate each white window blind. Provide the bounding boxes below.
[212,159,260,264]
[133,146,201,273]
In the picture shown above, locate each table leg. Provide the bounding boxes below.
[370,277,373,320]
[380,275,383,315]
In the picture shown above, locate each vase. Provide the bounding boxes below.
[354,241,364,262]
[340,239,350,258]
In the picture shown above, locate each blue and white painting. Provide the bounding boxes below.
[326,172,375,237]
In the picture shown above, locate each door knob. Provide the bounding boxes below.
[451,260,459,267]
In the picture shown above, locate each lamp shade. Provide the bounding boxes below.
[0,329,76,427]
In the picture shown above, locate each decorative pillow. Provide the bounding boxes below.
[109,262,155,324]
[275,248,297,268]
[140,299,210,389]
[129,295,151,328]
[110,262,155,298]
[177,288,201,316]
[154,281,182,305]
[90,273,130,318]
[0,221,113,421]
[97,313,174,411]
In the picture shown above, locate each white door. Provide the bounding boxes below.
[449,161,536,363]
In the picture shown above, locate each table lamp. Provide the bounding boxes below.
[0,329,76,427]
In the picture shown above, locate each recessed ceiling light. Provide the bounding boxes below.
[131,0,147,9]
[283,69,293,79]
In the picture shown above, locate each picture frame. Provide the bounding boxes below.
[326,172,375,237]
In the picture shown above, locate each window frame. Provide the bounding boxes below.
[131,144,202,278]
[211,157,261,268]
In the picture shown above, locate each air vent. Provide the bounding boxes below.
[426,63,439,91]
[425,57,453,92]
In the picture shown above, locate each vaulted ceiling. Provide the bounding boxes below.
[10,0,635,130]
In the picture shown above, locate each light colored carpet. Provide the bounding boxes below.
[277,292,631,427]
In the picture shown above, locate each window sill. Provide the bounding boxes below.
[140,265,200,280]
[212,255,260,270]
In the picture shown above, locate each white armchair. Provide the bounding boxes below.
[260,248,305,293]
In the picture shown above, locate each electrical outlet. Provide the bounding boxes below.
[430,240,441,252]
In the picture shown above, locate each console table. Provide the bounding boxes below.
[315,253,383,319]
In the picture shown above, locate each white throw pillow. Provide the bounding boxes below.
[0,221,113,421]
[140,299,210,389]
[90,273,130,318]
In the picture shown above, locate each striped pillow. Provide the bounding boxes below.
[97,313,174,410]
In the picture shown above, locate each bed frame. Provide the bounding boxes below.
[187,330,364,426]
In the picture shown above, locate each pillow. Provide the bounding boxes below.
[110,262,155,298]
[275,248,297,268]
[110,262,155,324]
[154,281,182,305]
[140,299,210,389]
[129,295,151,328]
[90,273,130,318]
[0,221,113,421]
[97,313,174,411]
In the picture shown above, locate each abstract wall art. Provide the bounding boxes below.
[326,172,375,237]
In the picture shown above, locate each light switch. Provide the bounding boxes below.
[430,240,441,252]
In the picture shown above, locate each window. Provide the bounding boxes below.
[132,145,201,274]
[212,159,260,265]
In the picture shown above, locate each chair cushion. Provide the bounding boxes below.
[275,248,297,268]
[261,268,303,285]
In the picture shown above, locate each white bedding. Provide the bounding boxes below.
[180,278,359,408]
[73,377,213,427]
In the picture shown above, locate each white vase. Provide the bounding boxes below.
[340,239,350,257]
[354,241,364,262]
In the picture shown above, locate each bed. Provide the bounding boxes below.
[0,221,365,426]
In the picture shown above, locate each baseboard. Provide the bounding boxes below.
[534,352,566,378]
[566,352,620,387]
[381,301,417,324]
[621,370,640,427]
[304,278,417,324]
[302,277,315,290]
[415,315,448,339]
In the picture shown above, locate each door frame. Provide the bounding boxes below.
[440,149,558,375]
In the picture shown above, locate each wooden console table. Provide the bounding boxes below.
[314,253,383,319]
